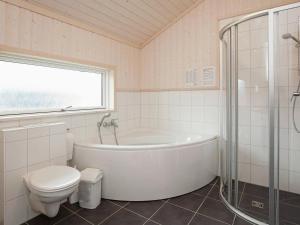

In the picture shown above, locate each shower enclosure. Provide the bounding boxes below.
[219,2,300,225]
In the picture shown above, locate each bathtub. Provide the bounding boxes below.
[73,131,218,201]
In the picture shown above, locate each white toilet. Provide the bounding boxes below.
[24,165,80,217]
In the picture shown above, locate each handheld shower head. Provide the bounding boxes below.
[282,33,293,39]
[282,33,300,46]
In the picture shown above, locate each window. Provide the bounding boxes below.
[0,53,114,116]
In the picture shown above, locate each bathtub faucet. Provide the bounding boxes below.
[97,112,111,128]
[103,119,119,128]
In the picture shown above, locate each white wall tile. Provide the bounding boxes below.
[158,92,169,105]
[191,92,204,106]
[238,69,251,87]
[3,128,27,142]
[49,123,66,135]
[238,87,251,106]
[28,161,50,173]
[71,115,86,128]
[50,134,66,159]
[250,29,268,49]
[204,106,219,123]
[239,107,251,126]
[27,125,49,139]
[280,170,289,191]
[251,146,268,166]
[239,126,251,145]
[28,136,50,166]
[51,155,67,166]
[5,167,27,201]
[5,196,28,225]
[238,50,251,69]
[289,172,300,194]
[238,31,250,50]
[238,163,251,183]
[289,150,300,172]
[251,127,268,147]
[251,48,268,68]
[287,7,300,23]
[251,165,268,186]
[238,144,251,163]
[5,140,27,171]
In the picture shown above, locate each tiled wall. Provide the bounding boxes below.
[140,90,220,136]
[0,123,68,225]
[0,91,141,143]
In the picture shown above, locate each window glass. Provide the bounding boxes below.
[0,58,106,115]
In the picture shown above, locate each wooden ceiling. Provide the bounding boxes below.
[22,0,201,48]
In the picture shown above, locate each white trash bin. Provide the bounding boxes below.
[79,168,103,209]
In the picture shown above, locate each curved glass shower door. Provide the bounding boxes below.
[220,3,300,225]
[220,11,277,225]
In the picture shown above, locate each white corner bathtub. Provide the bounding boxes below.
[73,131,218,201]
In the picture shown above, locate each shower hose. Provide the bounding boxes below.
[292,78,300,133]
[97,123,119,145]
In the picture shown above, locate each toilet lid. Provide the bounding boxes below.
[29,166,81,192]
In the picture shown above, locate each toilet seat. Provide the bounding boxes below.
[28,166,81,193]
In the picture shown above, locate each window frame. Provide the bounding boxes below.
[0,52,115,116]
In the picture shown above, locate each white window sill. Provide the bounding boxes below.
[0,108,114,122]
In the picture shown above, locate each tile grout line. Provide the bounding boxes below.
[61,204,82,214]
[72,213,94,225]
[166,201,197,213]
[53,211,78,225]
[238,182,246,207]
[231,215,237,225]
[97,202,130,225]
[187,179,218,225]
[123,207,153,220]
[197,212,232,225]
[142,199,169,225]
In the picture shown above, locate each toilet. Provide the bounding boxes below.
[24,165,81,217]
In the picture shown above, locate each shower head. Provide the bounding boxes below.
[282,33,300,46]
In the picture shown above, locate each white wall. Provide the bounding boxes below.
[140,90,220,136]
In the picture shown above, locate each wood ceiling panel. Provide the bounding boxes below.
[33,0,147,42]
[53,0,150,40]
[11,0,202,47]
[77,0,154,36]
[94,0,158,33]
[111,0,164,29]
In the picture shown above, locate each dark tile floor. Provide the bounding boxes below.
[23,178,300,225]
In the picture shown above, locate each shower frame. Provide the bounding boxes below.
[219,2,300,225]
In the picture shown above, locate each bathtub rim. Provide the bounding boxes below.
[74,134,218,151]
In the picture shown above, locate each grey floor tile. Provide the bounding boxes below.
[169,192,205,211]
[77,199,121,224]
[55,214,91,225]
[101,209,146,225]
[151,203,194,225]
[190,214,228,225]
[198,197,234,224]
[125,200,164,218]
